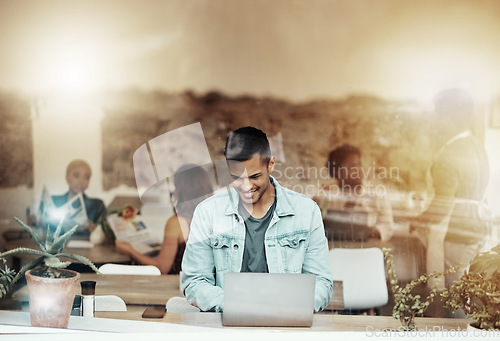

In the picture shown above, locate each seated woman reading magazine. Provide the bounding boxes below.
[115,164,214,274]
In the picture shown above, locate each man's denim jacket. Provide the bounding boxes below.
[181,176,333,312]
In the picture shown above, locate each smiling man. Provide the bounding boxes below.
[181,126,333,312]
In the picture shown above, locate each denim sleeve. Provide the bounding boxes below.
[304,201,333,312]
[181,205,224,312]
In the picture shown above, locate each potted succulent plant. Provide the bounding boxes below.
[383,247,463,331]
[442,244,500,330]
[0,216,102,328]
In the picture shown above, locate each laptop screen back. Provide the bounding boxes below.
[222,272,315,327]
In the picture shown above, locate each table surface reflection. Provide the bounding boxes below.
[96,311,472,332]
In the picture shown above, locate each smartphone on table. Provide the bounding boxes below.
[142,306,166,318]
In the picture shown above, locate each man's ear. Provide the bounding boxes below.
[268,156,276,173]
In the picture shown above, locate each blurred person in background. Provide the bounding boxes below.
[37,159,106,235]
[314,144,394,242]
[410,88,491,289]
[115,164,214,274]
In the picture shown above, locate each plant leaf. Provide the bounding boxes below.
[47,224,79,254]
[10,257,45,286]
[52,215,66,244]
[96,210,118,242]
[55,253,102,275]
[13,217,46,252]
[470,253,500,277]
[44,256,71,269]
[0,265,15,298]
[46,215,66,250]
[0,267,15,283]
[0,247,52,259]
[490,245,500,254]
[0,284,7,298]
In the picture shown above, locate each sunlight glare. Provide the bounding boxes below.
[41,43,101,94]
[390,46,495,103]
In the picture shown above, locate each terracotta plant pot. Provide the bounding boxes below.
[25,268,80,328]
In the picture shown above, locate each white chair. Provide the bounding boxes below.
[329,247,389,311]
[166,297,201,312]
[98,264,161,276]
[95,295,127,311]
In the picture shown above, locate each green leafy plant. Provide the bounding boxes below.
[383,247,463,331]
[0,216,102,298]
[95,210,117,242]
[442,244,500,330]
[0,261,16,297]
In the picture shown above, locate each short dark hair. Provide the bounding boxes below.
[66,159,92,177]
[173,164,214,221]
[326,144,361,179]
[224,126,271,163]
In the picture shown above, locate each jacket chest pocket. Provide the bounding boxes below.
[277,231,309,273]
[211,236,232,271]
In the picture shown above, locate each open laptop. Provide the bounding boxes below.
[222,272,316,327]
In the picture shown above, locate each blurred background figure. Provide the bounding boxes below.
[411,88,492,289]
[314,144,394,242]
[37,159,106,235]
[115,164,214,274]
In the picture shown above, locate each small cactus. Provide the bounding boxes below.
[0,216,102,297]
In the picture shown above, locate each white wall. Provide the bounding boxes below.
[32,95,104,200]
[1,94,137,226]
[0,186,33,227]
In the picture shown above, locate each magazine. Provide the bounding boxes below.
[106,213,162,254]
[39,186,89,231]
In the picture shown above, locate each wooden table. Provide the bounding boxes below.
[4,238,131,268]
[81,273,182,306]
[95,311,472,332]
[12,274,181,306]
[327,280,344,310]
[12,273,345,310]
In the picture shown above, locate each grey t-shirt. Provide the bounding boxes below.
[239,198,277,273]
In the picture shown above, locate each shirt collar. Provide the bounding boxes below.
[437,130,472,157]
[444,130,472,147]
